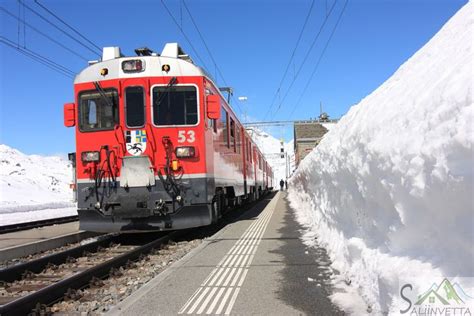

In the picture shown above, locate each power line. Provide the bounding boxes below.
[268,0,339,120]
[181,1,223,85]
[34,0,102,52]
[22,0,25,47]
[160,0,210,72]
[0,36,75,78]
[21,1,101,57]
[181,0,243,115]
[263,0,316,120]
[1,7,89,61]
[289,0,349,119]
[17,1,21,47]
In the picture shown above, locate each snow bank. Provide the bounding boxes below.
[288,3,473,314]
[0,144,76,224]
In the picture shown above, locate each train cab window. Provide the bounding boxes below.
[152,86,198,126]
[125,86,145,127]
[79,89,118,132]
[222,108,229,148]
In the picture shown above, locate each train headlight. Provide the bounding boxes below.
[175,146,196,158]
[122,59,145,73]
[81,151,100,162]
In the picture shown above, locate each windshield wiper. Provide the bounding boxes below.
[93,81,114,108]
[156,77,177,106]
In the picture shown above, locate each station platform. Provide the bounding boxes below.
[110,191,343,315]
[0,222,94,261]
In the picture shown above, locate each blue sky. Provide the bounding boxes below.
[0,0,468,155]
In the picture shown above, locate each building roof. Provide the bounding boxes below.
[294,122,328,141]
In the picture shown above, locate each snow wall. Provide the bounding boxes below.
[288,3,473,314]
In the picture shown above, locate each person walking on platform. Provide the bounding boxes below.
[279,179,284,191]
[285,180,288,190]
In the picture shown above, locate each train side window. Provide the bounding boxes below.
[79,89,118,132]
[247,139,251,162]
[230,118,236,152]
[230,119,235,138]
[249,143,253,163]
[236,127,241,154]
[125,86,145,127]
[247,139,249,161]
[221,107,229,148]
[209,117,217,133]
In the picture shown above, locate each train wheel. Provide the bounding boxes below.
[236,196,242,207]
[211,198,219,224]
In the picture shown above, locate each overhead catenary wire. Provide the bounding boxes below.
[288,0,349,119]
[263,0,316,120]
[181,0,243,116]
[22,0,25,47]
[20,1,101,57]
[1,7,89,61]
[160,0,210,73]
[16,1,21,47]
[0,36,75,78]
[268,0,339,120]
[33,0,102,52]
[181,1,225,86]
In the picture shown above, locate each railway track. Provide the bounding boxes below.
[0,216,79,235]
[0,231,178,315]
[0,193,275,315]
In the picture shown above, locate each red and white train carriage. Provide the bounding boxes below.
[64,43,273,232]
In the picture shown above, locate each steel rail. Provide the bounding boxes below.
[0,231,180,316]
[0,234,113,283]
[0,216,79,235]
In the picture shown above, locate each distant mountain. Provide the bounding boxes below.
[0,144,74,212]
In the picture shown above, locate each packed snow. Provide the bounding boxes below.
[288,2,473,315]
[0,144,76,225]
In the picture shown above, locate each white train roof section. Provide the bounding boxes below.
[74,43,207,84]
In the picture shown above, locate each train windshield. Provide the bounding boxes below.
[79,89,119,132]
[152,86,198,126]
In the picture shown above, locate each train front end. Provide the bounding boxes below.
[64,44,220,232]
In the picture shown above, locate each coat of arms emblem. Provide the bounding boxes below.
[125,130,147,156]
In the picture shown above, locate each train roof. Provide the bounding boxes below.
[74,43,212,84]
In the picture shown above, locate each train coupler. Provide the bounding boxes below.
[153,199,169,215]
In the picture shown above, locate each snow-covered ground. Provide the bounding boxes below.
[247,128,295,187]
[0,144,77,225]
[288,2,473,315]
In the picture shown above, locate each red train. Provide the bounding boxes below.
[64,43,273,232]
